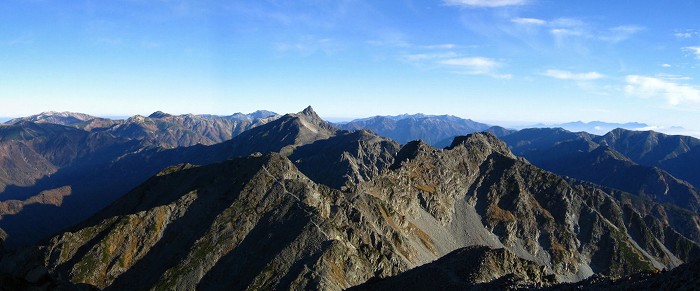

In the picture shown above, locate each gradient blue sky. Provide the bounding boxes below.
[2,0,699,133]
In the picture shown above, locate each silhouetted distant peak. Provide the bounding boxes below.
[5,111,99,125]
[248,110,278,119]
[148,111,172,118]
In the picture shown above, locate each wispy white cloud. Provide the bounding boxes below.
[547,18,588,46]
[661,63,672,68]
[275,36,341,56]
[511,17,546,25]
[402,52,460,62]
[438,57,512,79]
[655,73,691,81]
[549,22,642,44]
[683,46,700,59]
[510,17,643,46]
[1,33,34,46]
[422,43,458,49]
[633,125,700,138]
[370,35,506,78]
[367,40,461,50]
[625,75,700,107]
[443,0,529,8]
[549,18,586,27]
[550,28,584,37]
[674,30,698,39]
[544,69,604,81]
[599,25,644,43]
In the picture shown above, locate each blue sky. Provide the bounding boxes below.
[1,0,699,134]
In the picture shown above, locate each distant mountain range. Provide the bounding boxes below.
[0,110,279,246]
[0,108,699,290]
[523,121,650,134]
[338,114,491,146]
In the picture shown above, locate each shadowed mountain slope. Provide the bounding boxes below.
[0,107,398,247]
[596,128,700,189]
[350,246,554,290]
[37,133,700,289]
[499,128,700,215]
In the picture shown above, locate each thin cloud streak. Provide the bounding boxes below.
[438,57,512,79]
[683,46,700,59]
[511,18,546,25]
[443,0,529,8]
[544,69,604,81]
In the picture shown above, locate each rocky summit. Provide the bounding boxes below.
[0,108,699,290]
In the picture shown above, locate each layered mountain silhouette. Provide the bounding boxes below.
[339,114,490,146]
[496,128,700,212]
[1,108,699,290]
[525,121,649,135]
[0,110,279,246]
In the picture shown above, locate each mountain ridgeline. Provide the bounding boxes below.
[0,110,279,246]
[0,108,699,290]
[338,114,491,147]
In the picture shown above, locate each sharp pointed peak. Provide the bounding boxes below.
[296,106,328,125]
[300,106,318,117]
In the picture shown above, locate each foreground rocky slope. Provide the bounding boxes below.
[350,246,554,290]
[36,132,700,289]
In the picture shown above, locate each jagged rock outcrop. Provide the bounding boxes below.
[37,133,700,290]
[350,246,555,290]
[4,108,700,290]
[290,129,400,190]
[0,245,90,291]
[42,154,407,290]
[0,107,399,248]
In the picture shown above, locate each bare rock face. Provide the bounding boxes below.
[349,246,555,290]
[42,153,408,290]
[36,133,700,290]
[290,129,401,190]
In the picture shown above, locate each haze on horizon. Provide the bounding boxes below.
[2,0,699,135]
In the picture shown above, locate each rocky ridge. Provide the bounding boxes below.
[35,132,700,289]
[0,107,397,247]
